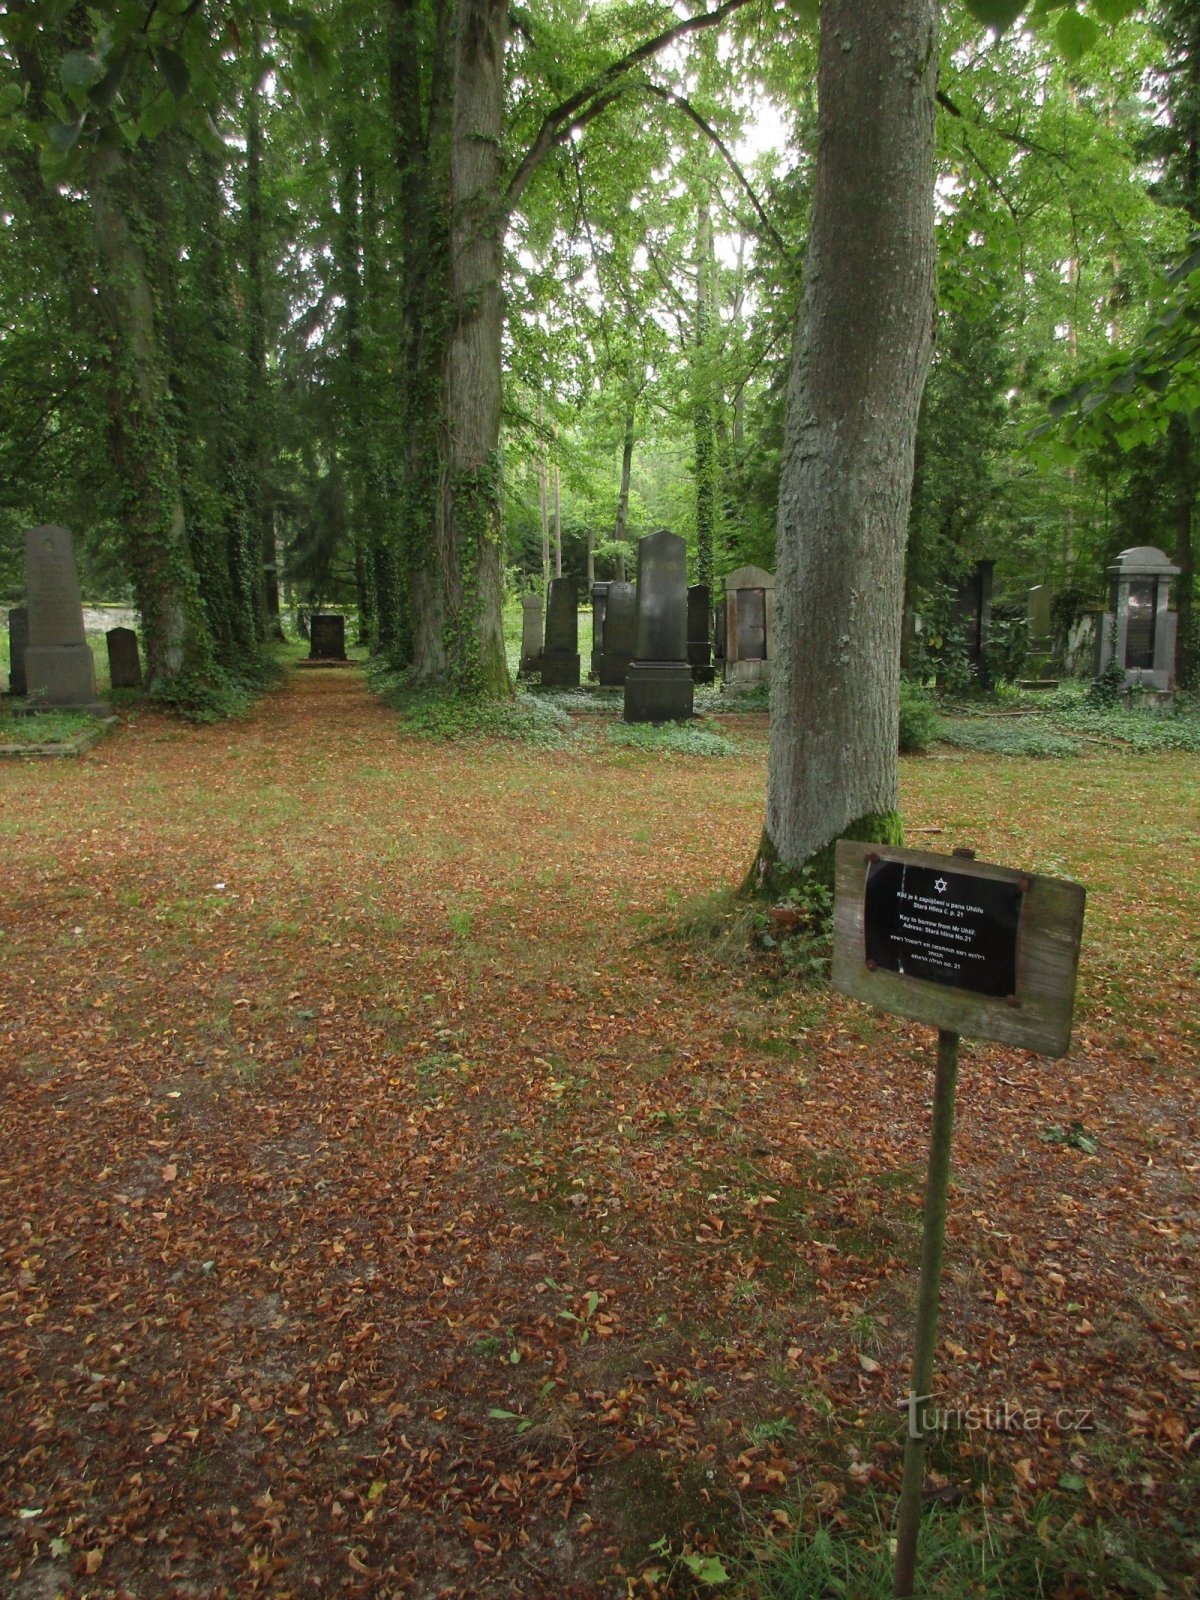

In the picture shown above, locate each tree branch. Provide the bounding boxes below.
[503,0,760,215]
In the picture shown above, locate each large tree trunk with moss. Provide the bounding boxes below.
[440,0,511,695]
[88,149,215,693]
[749,0,936,893]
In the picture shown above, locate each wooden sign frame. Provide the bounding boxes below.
[832,840,1086,1057]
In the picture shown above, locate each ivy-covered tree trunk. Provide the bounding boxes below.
[614,409,635,580]
[243,63,283,642]
[88,148,215,692]
[749,0,936,893]
[693,194,718,596]
[441,0,511,695]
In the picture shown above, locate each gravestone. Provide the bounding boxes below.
[590,581,611,680]
[687,584,714,683]
[7,606,28,697]
[309,612,347,660]
[540,577,580,687]
[624,530,693,723]
[951,559,994,670]
[722,565,775,686]
[1096,546,1180,691]
[106,626,142,690]
[598,581,636,686]
[518,592,543,677]
[23,525,109,713]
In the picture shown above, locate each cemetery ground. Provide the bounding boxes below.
[1,662,1197,1599]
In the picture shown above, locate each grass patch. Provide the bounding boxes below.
[745,1494,1188,1598]
[606,719,737,757]
[0,708,99,744]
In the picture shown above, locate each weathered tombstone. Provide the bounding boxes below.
[598,581,636,686]
[23,525,109,713]
[589,581,611,680]
[517,592,543,677]
[950,558,994,670]
[624,530,693,723]
[540,577,580,687]
[687,584,714,684]
[309,612,347,660]
[722,564,775,686]
[6,605,28,697]
[1097,546,1180,691]
[106,626,142,690]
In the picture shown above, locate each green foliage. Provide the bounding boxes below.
[936,717,1083,758]
[898,681,940,754]
[369,666,573,748]
[985,600,1030,684]
[150,659,276,724]
[1086,653,1128,708]
[605,719,737,757]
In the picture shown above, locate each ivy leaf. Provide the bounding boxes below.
[47,116,84,153]
[683,1553,731,1585]
[962,0,1026,32]
[1055,10,1101,61]
[155,46,190,101]
[1089,0,1137,22]
[139,88,175,141]
[0,82,25,117]
[60,51,104,92]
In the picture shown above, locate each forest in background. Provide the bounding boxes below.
[2,0,1199,708]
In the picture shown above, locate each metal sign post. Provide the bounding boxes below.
[831,840,1086,1600]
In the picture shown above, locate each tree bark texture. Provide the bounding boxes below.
[442,0,511,694]
[757,0,937,884]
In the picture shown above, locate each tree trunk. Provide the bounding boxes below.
[538,398,551,586]
[693,193,718,595]
[614,410,635,581]
[244,71,284,641]
[750,0,937,892]
[88,148,214,692]
[441,0,511,695]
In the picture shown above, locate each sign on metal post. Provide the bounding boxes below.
[831,840,1085,1598]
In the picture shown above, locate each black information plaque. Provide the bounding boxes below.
[864,860,1023,999]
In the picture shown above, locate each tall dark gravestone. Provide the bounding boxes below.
[518,593,543,677]
[23,525,109,713]
[687,584,714,683]
[540,577,580,687]
[106,627,143,689]
[590,581,611,680]
[7,606,28,697]
[624,530,693,723]
[598,581,636,686]
[309,612,347,660]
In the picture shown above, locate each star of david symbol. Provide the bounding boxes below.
[933,877,948,894]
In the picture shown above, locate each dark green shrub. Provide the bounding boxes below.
[898,681,940,753]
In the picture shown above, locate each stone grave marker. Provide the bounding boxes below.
[950,558,994,671]
[518,593,543,677]
[106,626,142,689]
[624,530,693,723]
[23,525,109,713]
[590,581,611,680]
[1097,545,1180,691]
[687,584,714,683]
[598,581,636,686]
[722,564,775,685]
[7,606,28,697]
[540,577,580,687]
[309,612,347,660]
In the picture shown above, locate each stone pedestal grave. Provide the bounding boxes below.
[590,582,611,680]
[23,525,109,713]
[540,577,580,687]
[598,581,636,686]
[309,612,347,660]
[1097,546,1180,691]
[6,606,28,697]
[518,593,543,677]
[687,584,714,683]
[951,558,994,672]
[722,564,775,686]
[106,627,142,689]
[624,530,693,723]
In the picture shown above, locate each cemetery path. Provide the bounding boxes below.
[0,667,1197,1597]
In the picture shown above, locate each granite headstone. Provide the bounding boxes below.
[598,581,636,686]
[540,577,580,687]
[687,584,714,683]
[518,593,543,677]
[309,612,347,660]
[23,525,108,712]
[7,605,28,697]
[106,626,142,690]
[624,530,693,723]
[590,581,611,680]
